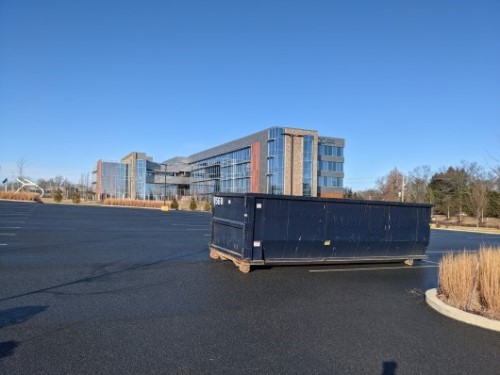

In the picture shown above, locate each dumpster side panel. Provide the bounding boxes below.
[254,198,328,260]
[326,202,430,259]
[323,202,381,258]
[243,195,259,261]
[386,205,416,256]
[211,195,247,259]
[253,196,430,262]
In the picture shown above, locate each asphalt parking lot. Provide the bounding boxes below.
[0,201,499,374]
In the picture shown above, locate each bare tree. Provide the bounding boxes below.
[467,166,495,226]
[17,157,27,178]
[406,165,431,203]
[453,161,478,223]
[62,178,72,199]
[469,179,491,226]
[484,139,500,189]
[355,188,382,201]
[80,171,91,200]
[377,168,405,202]
[54,176,64,188]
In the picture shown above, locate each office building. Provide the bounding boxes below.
[93,127,345,200]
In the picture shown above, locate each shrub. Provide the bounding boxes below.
[204,200,211,212]
[72,191,81,204]
[170,197,179,210]
[53,189,63,202]
[189,196,197,211]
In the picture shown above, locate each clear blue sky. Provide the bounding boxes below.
[1,0,499,189]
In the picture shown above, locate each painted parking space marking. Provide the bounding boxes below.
[0,227,21,229]
[422,259,440,265]
[172,223,207,228]
[426,250,478,254]
[309,264,438,273]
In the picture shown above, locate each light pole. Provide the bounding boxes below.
[161,163,168,206]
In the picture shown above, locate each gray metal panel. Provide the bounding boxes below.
[318,171,345,178]
[318,136,345,147]
[188,129,269,163]
[318,155,345,163]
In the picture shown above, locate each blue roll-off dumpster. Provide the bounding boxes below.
[209,193,432,273]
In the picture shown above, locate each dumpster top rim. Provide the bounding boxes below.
[212,193,433,208]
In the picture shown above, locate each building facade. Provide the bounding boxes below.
[93,127,345,200]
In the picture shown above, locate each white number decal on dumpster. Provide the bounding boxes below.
[213,197,224,206]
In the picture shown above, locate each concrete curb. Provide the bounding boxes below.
[425,288,500,332]
[431,226,500,235]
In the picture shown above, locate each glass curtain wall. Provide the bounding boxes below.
[317,143,344,189]
[100,162,129,199]
[267,128,285,194]
[302,135,313,196]
[135,159,147,199]
[191,147,251,197]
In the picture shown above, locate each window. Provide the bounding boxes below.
[318,176,343,187]
[190,147,251,196]
[267,128,284,194]
[318,161,343,172]
[302,135,313,196]
[318,144,344,157]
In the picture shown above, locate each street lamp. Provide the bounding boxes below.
[160,163,168,206]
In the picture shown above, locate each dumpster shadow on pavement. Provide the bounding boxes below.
[0,250,207,303]
[381,361,398,375]
[0,305,49,329]
[0,305,48,361]
[0,341,19,361]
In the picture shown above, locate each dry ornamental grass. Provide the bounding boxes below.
[439,246,500,320]
[103,198,164,208]
[478,247,500,319]
[0,191,41,202]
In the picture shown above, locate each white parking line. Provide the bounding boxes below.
[171,223,207,226]
[421,259,440,265]
[0,244,7,246]
[309,265,438,273]
[0,227,21,229]
[426,250,478,254]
